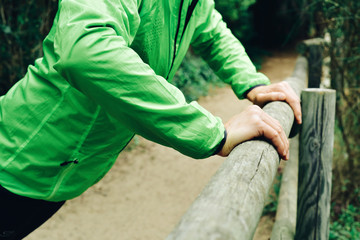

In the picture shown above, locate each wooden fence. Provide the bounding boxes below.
[167,39,336,240]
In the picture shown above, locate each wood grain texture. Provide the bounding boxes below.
[166,56,307,240]
[270,136,299,240]
[295,89,336,240]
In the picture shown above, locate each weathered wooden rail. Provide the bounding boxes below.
[166,56,309,239]
[270,135,299,239]
[167,38,335,240]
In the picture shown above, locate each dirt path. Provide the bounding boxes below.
[26,51,298,240]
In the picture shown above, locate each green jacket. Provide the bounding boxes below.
[0,0,269,201]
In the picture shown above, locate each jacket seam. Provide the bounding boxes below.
[44,105,101,200]
[69,105,101,160]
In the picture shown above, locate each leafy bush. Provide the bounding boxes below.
[330,198,360,240]
[172,51,223,102]
[321,0,360,207]
[0,0,57,95]
[215,0,257,43]
[215,0,271,68]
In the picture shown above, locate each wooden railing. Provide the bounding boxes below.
[167,40,336,240]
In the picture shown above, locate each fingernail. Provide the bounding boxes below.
[298,115,302,124]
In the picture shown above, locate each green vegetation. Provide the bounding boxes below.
[172,51,223,102]
[0,0,58,94]
[330,200,360,240]
[323,0,360,207]
[215,0,256,43]
[319,0,360,235]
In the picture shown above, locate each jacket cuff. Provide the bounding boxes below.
[212,130,227,155]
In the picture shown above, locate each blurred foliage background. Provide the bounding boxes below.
[0,0,359,238]
[0,0,58,94]
[320,1,360,238]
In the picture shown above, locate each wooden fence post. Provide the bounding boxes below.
[295,89,336,240]
[297,38,324,88]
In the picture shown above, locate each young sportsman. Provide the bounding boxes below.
[0,0,301,239]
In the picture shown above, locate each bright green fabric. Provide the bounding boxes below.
[0,0,269,201]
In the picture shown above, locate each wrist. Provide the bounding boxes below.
[214,130,227,156]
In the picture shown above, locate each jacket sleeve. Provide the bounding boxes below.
[53,0,225,159]
[191,0,270,99]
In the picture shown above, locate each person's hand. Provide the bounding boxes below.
[246,82,302,124]
[218,105,289,160]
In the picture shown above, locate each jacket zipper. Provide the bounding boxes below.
[45,160,79,201]
[166,0,199,79]
[166,0,184,80]
[181,0,199,38]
